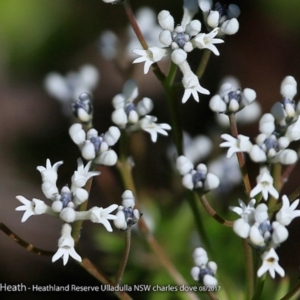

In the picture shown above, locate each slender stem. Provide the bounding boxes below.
[163,62,183,155]
[117,140,198,300]
[251,273,265,300]
[281,163,297,185]
[229,113,252,195]
[122,0,165,82]
[196,49,211,79]
[138,218,200,300]
[0,222,54,256]
[115,229,132,285]
[80,256,132,300]
[280,279,300,300]
[187,191,213,254]
[242,239,254,300]
[268,163,282,214]
[199,195,233,227]
[72,171,95,244]
[207,291,219,300]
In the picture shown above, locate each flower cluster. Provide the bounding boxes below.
[44,64,99,114]
[191,247,218,286]
[111,79,171,142]
[176,155,219,192]
[114,190,140,230]
[132,1,240,103]
[69,123,120,166]
[230,195,300,278]
[220,76,299,165]
[16,159,120,265]
[199,0,240,36]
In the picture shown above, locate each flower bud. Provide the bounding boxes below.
[96,149,118,166]
[158,10,174,31]
[81,141,96,160]
[60,207,76,223]
[176,155,193,175]
[207,11,219,28]
[104,126,121,146]
[122,190,135,208]
[221,18,239,35]
[171,49,187,65]
[69,123,86,145]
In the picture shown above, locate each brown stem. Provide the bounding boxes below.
[199,195,233,227]
[229,113,252,195]
[80,256,133,300]
[0,222,54,255]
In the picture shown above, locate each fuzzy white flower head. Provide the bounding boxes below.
[276,195,300,226]
[257,248,285,278]
[15,196,50,222]
[250,167,279,201]
[52,224,82,265]
[220,134,252,158]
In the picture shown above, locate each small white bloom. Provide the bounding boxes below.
[132,47,169,74]
[89,204,118,232]
[15,196,49,222]
[276,195,300,226]
[71,159,100,189]
[37,159,63,184]
[181,69,210,103]
[193,27,224,55]
[250,167,279,200]
[138,116,171,142]
[257,248,285,278]
[52,224,82,265]
[193,247,208,266]
[220,134,252,158]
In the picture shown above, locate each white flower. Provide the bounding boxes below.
[250,167,279,200]
[181,68,210,103]
[132,47,169,74]
[15,196,50,222]
[230,199,256,238]
[276,195,300,226]
[137,116,171,142]
[257,248,285,278]
[220,134,252,158]
[44,65,99,115]
[176,156,219,192]
[193,27,224,55]
[37,159,63,184]
[52,224,82,265]
[71,159,100,190]
[89,204,118,232]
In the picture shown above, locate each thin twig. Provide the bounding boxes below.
[115,229,132,285]
[0,222,55,256]
[199,195,233,227]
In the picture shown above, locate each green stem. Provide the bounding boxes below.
[186,191,213,254]
[229,113,252,195]
[163,62,183,155]
[251,273,265,300]
[268,163,282,215]
[115,229,132,285]
[280,279,300,300]
[196,49,212,79]
[72,170,95,244]
[243,239,254,300]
